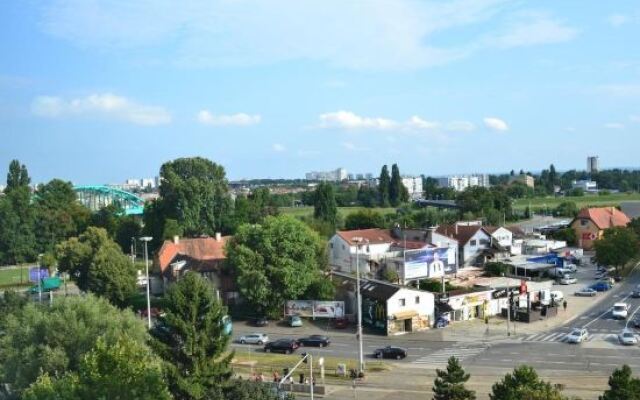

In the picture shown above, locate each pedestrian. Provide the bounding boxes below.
[563,300,567,311]
[273,371,280,383]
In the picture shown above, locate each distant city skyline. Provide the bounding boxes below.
[1,1,639,184]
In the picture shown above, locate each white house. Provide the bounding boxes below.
[401,177,423,200]
[329,229,397,274]
[435,223,493,266]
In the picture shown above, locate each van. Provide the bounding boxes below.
[547,268,572,279]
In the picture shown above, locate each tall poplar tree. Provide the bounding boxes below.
[378,165,390,207]
[313,182,338,227]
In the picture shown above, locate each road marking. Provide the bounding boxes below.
[412,345,487,365]
[583,291,633,329]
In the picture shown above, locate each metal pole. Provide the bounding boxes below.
[309,353,314,400]
[355,240,364,374]
[507,299,511,336]
[144,240,152,329]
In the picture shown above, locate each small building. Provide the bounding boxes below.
[402,176,423,200]
[328,229,397,274]
[155,234,238,304]
[435,222,493,266]
[508,174,535,188]
[570,207,631,250]
[572,180,597,193]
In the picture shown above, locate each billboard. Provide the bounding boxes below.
[285,300,345,318]
[29,267,49,282]
[404,247,454,279]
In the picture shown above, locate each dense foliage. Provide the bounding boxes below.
[594,227,640,274]
[490,366,569,400]
[432,356,476,400]
[313,182,338,227]
[600,365,640,400]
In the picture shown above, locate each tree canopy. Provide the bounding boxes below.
[432,356,476,400]
[594,227,639,273]
[313,182,338,227]
[490,366,568,400]
[226,215,327,315]
[378,165,391,207]
[600,365,640,400]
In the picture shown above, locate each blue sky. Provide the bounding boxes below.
[1,0,639,184]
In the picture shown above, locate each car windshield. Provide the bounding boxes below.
[570,329,581,336]
[614,305,626,312]
[623,332,634,338]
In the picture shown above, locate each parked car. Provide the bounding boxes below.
[559,276,577,285]
[590,282,612,292]
[574,287,597,297]
[297,335,331,347]
[373,346,408,360]
[332,317,349,329]
[251,316,269,327]
[631,286,640,298]
[631,318,640,329]
[563,264,578,273]
[612,303,629,320]
[288,315,303,327]
[264,339,299,354]
[239,333,269,345]
[566,328,589,344]
[618,329,638,346]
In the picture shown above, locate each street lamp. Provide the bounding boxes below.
[138,236,153,329]
[353,237,368,375]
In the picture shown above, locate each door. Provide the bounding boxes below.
[404,318,412,332]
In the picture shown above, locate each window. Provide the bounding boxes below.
[415,296,420,304]
[470,240,477,246]
[399,298,405,307]
[479,239,489,245]
[342,244,345,250]
[580,220,588,226]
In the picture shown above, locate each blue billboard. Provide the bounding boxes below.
[404,247,455,279]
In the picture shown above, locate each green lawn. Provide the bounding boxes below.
[0,266,32,288]
[513,192,640,211]
[281,206,398,219]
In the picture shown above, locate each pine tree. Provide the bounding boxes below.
[313,182,338,227]
[152,272,233,400]
[5,159,30,193]
[432,357,476,400]
[378,165,390,207]
[600,365,640,400]
[389,164,405,206]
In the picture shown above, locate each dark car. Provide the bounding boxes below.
[332,317,349,329]
[632,318,640,329]
[297,335,331,348]
[373,346,407,360]
[264,339,299,354]
[251,316,269,327]
[590,282,612,292]
[631,287,640,298]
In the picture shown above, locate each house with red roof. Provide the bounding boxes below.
[435,222,494,266]
[155,233,238,304]
[570,207,631,250]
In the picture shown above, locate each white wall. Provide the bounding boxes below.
[328,235,392,273]
[387,288,435,320]
[490,227,513,249]
[462,229,492,265]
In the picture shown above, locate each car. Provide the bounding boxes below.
[618,329,638,346]
[264,339,299,354]
[297,335,331,347]
[574,287,597,297]
[559,276,577,285]
[631,318,640,329]
[288,315,303,327]
[251,316,269,327]
[332,317,349,329]
[373,346,408,360]
[612,303,629,320]
[550,290,564,302]
[566,328,589,344]
[563,264,578,273]
[632,286,640,298]
[590,282,612,292]
[239,333,269,345]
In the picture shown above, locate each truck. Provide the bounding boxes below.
[547,268,573,279]
[29,277,62,294]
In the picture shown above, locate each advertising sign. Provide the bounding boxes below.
[404,247,453,279]
[29,267,49,282]
[285,300,345,318]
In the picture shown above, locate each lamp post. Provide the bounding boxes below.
[37,254,44,303]
[353,237,368,375]
[138,236,153,329]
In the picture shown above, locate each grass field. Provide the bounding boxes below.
[513,192,640,211]
[281,206,398,219]
[0,265,32,288]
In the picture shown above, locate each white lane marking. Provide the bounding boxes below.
[625,305,640,329]
[583,291,633,329]
[412,346,486,365]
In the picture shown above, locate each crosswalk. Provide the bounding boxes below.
[412,345,487,365]
[522,332,617,343]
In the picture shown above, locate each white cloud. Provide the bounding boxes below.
[446,121,476,132]
[604,122,625,129]
[607,14,631,27]
[483,117,509,131]
[31,93,171,125]
[272,143,286,152]
[407,116,440,130]
[40,0,577,71]
[197,110,261,126]
[318,111,397,130]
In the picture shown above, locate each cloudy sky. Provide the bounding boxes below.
[1,0,639,184]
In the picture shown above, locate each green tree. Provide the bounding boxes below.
[226,215,327,315]
[432,356,476,400]
[23,336,171,400]
[600,365,640,400]
[313,182,338,227]
[159,157,231,236]
[389,164,407,206]
[555,201,578,218]
[381,267,399,283]
[357,186,379,207]
[0,295,148,394]
[5,159,30,193]
[163,218,184,240]
[344,209,386,230]
[115,215,142,254]
[490,366,568,400]
[303,276,336,300]
[224,380,294,400]
[90,204,122,237]
[56,227,137,306]
[152,272,233,400]
[378,165,391,207]
[594,227,640,275]
[484,262,511,277]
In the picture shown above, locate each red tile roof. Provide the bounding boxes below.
[336,229,396,245]
[157,236,230,273]
[435,224,488,245]
[575,207,631,230]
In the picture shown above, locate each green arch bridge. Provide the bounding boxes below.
[73,185,145,215]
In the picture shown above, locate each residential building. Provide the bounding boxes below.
[570,207,631,250]
[401,176,423,200]
[571,180,597,193]
[155,234,238,304]
[305,168,348,181]
[508,174,535,188]
[436,174,489,192]
[587,156,599,174]
[435,222,493,266]
[329,229,397,274]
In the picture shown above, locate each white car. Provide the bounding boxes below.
[239,333,269,345]
[550,290,564,302]
[566,328,589,344]
[612,303,629,320]
[559,276,577,285]
[618,329,638,346]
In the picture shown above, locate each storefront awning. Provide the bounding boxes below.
[392,310,418,320]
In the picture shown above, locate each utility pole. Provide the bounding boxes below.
[139,236,153,329]
[354,238,367,375]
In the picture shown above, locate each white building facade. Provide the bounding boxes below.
[402,177,423,200]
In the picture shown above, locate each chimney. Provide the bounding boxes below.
[173,235,179,244]
[215,232,222,242]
